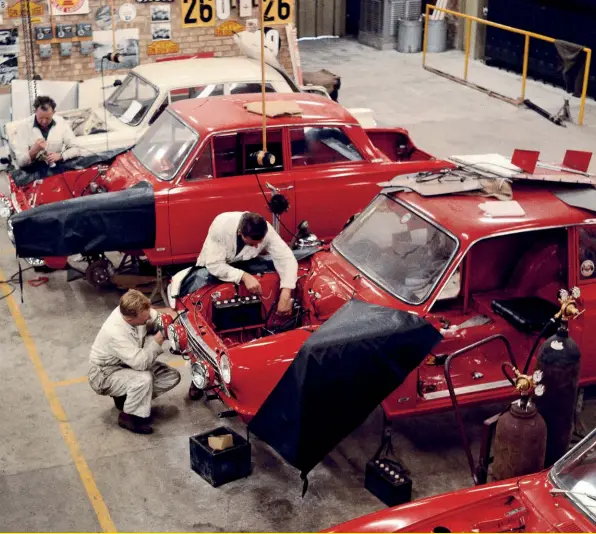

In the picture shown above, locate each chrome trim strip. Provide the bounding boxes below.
[423,379,512,400]
[179,314,228,395]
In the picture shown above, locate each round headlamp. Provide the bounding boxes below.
[167,323,188,353]
[6,217,14,244]
[155,313,173,337]
[25,257,46,267]
[219,353,231,384]
[191,361,208,390]
[0,196,13,219]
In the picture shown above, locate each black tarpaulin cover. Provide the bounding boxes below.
[10,148,129,187]
[11,181,156,258]
[247,298,443,492]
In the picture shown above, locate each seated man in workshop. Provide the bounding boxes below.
[88,289,181,435]
[12,95,80,169]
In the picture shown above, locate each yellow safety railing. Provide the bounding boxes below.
[422,5,592,125]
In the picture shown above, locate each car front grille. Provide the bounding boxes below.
[179,314,227,394]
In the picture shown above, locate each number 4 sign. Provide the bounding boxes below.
[263,0,293,25]
[182,0,216,27]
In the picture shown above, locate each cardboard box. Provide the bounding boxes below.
[208,434,233,451]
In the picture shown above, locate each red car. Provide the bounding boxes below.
[3,93,451,284]
[165,158,596,425]
[325,426,596,532]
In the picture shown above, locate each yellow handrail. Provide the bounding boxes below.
[423,4,592,125]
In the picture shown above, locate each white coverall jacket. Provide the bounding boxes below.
[88,307,181,418]
[11,114,81,168]
[170,211,298,297]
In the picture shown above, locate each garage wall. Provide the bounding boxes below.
[12,0,294,83]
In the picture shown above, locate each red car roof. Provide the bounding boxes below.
[394,183,593,245]
[168,93,359,135]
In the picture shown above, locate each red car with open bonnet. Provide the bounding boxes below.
[3,92,450,287]
[325,425,596,532]
[165,150,596,424]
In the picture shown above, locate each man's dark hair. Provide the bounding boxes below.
[33,96,56,112]
[239,212,268,240]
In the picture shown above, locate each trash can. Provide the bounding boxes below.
[426,19,447,53]
[396,19,422,53]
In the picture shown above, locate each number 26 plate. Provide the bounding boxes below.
[263,0,294,25]
[182,0,216,27]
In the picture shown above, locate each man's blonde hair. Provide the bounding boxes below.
[119,289,151,317]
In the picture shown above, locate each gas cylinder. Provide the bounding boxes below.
[491,399,547,480]
[534,325,581,467]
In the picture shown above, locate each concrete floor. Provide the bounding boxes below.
[2,38,596,532]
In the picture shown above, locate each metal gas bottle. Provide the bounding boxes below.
[491,399,547,480]
[535,326,581,467]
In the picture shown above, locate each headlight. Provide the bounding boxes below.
[191,361,208,390]
[155,313,173,337]
[167,323,188,353]
[6,217,14,244]
[0,195,12,219]
[219,353,231,384]
[25,257,45,267]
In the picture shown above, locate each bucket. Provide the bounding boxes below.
[426,19,447,53]
[396,19,422,53]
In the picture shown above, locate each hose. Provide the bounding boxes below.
[523,318,557,374]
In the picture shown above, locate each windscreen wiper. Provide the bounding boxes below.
[550,488,596,501]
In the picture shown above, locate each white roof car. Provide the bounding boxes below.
[4,56,376,161]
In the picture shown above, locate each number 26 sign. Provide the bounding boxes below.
[263,0,293,25]
[182,0,216,27]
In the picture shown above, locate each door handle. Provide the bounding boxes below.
[265,181,294,193]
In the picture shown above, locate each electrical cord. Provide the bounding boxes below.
[0,266,34,301]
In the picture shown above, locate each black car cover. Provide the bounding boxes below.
[247,298,443,494]
[11,181,156,258]
[10,147,129,187]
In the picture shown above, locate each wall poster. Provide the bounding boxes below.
[93,28,139,70]
[48,0,90,16]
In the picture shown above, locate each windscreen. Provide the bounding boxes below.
[104,73,158,126]
[333,194,457,304]
[132,110,198,181]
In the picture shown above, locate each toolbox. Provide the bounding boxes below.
[189,426,252,487]
[365,457,412,507]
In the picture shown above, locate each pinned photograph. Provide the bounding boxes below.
[150,4,170,21]
[93,28,140,70]
[0,28,18,85]
[151,22,171,41]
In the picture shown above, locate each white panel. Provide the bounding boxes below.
[10,80,78,120]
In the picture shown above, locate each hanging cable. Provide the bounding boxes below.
[20,0,38,113]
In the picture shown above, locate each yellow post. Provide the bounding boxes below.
[463,18,472,81]
[521,34,530,100]
[579,48,592,126]
[422,4,430,67]
[259,0,267,151]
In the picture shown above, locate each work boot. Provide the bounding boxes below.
[113,395,126,411]
[118,412,153,434]
[188,381,204,401]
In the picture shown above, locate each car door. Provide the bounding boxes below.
[284,124,385,242]
[167,128,295,262]
[569,224,596,384]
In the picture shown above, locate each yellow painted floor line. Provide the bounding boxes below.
[0,269,117,533]
[52,359,186,388]
[53,375,89,388]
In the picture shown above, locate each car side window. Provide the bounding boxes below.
[579,227,596,280]
[213,134,240,178]
[228,82,276,94]
[187,142,214,181]
[170,85,225,103]
[290,126,364,167]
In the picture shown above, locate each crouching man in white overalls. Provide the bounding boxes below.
[88,289,181,434]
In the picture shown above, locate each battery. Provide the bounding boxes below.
[212,295,263,331]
